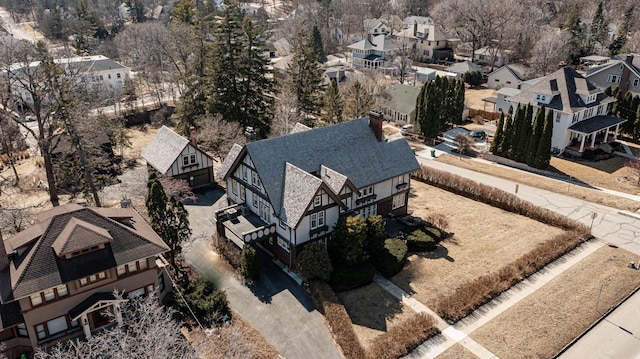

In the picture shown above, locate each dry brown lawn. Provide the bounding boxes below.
[471,246,640,359]
[437,343,478,359]
[465,87,496,111]
[336,282,415,350]
[435,154,640,212]
[390,180,564,308]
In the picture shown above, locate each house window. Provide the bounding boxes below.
[277,237,290,252]
[44,288,56,302]
[242,166,248,181]
[536,94,540,100]
[79,271,107,287]
[253,195,258,208]
[572,113,579,123]
[36,316,73,341]
[634,78,639,87]
[597,105,604,114]
[358,185,374,198]
[619,63,624,71]
[183,156,189,166]
[30,293,43,307]
[313,195,321,207]
[117,260,145,277]
[17,323,28,337]
[608,74,620,84]
[279,219,287,229]
[495,79,500,82]
[128,287,146,299]
[158,274,165,293]
[190,154,196,164]
[232,179,238,195]
[240,185,246,201]
[555,112,561,123]
[310,211,325,229]
[392,194,406,209]
[252,174,261,189]
[56,284,68,298]
[436,41,440,46]
[117,73,121,79]
[108,74,111,79]
[397,175,405,184]
[506,81,511,84]
[35,324,46,340]
[99,75,104,81]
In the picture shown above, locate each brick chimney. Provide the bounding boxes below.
[0,230,9,271]
[369,111,384,141]
[619,55,634,95]
[413,21,418,37]
[189,126,197,146]
[244,126,256,143]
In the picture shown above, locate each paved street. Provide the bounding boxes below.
[183,188,343,359]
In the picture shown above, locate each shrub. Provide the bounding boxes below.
[425,212,449,232]
[241,245,259,282]
[297,242,333,281]
[308,281,366,359]
[366,313,439,359]
[373,238,408,277]
[177,277,229,326]
[333,215,369,265]
[582,148,596,160]
[406,229,437,251]
[367,215,387,256]
[329,261,375,291]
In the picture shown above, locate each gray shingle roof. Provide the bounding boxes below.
[508,67,608,113]
[378,84,420,115]
[6,207,168,300]
[280,163,323,225]
[446,61,482,75]
[290,122,311,134]
[348,35,400,52]
[217,143,243,181]
[236,117,420,222]
[320,165,350,194]
[141,126,190,175]
[52,218,112,256]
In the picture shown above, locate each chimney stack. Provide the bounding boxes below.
[0,230,9,271]
[244,126,256,143]
[369,111,384,142]
[189,126,197,146]
[413,21,418,37]
[619,56,633,95]
[626,54,634,66]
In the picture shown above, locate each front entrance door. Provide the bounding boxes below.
[92,307,111,328]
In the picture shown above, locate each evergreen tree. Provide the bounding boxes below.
[322,79,343,123]
[312,25,327,63]
[414,77,465,139]
[498,110,514,155]
[287,29,325,119]
[631,95,640,139]
[171,0,197,25]
[563,4,586,62]
[526,105,546,167]
[589,1,609,52]
[608,6,634,55]
[454,80,466,125]
[343,80,375,119]
[146,175,169,241]
[620,92,634,134]
[490,111,505,155]
[533,109,554,169]
[333,215,369,265]
[514,104,533,162]
[366,215,386,256]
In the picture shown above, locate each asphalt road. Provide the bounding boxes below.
[183,188,343,359]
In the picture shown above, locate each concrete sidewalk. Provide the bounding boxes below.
[374,239,605,358]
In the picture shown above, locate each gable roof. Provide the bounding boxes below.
[290,122,312,134]
[217,143,243,181]
[141,126,190,175]
[4,207,168,301]
[378,84,420,115]
[489,64,532,81]
[52,218,113,257]
[585,58,640,81]
[223,118,420,221]
[508,67,610,113]
[348,35,400,52]
[280,163,323,226]
[446,61,482,75]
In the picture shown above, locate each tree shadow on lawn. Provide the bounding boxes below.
[417,244,454,263]
[339,283,406,332]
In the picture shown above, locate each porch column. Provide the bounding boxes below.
[590,133,597,148]
[81,314,91,339]
[614,124,620,140]
[604,127,610,143]
[579,135,586,152]
[115,304,123,327]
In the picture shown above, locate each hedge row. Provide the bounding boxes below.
[366,313,440,359]
[436,229,591,322]
[372,238,408,277]
[413,166,590,232]
[308,281,367,359]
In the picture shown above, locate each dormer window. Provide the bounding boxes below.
[313,195,321,207]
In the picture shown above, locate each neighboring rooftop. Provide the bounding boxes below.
[141,126,190,175]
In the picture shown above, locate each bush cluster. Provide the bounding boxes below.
[372,238,408,277]
[308,281,366,359]
[241,245,259,282]
[329,261,375,292]
[366,313,440,359]
[177,277,229,327]
[297,241,333,281]
[406,229,438,252]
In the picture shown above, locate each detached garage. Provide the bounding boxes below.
[141,126,215,188]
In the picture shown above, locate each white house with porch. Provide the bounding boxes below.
[348,35,401,70]
[506,67,625,154]
[215,114,420,269]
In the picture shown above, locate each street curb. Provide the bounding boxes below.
[552,284,640,358]
[618,210,640,221]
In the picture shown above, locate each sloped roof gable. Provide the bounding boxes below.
[52,218,113,257]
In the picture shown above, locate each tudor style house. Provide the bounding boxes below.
[0,204,170,358]
[506,67,625,154]
[142,126,215,188]
[215,114,420,269]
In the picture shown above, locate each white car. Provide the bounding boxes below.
[401,124,414,135]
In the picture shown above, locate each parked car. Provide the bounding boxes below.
[468,130,486,141]
[401,124,415,135]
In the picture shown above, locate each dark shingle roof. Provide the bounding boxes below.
[568,115,627,134]
[231,118,420,221]
[7,207,169,300]
[216,143,243,181]
[508,67,606,113]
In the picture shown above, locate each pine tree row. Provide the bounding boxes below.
[490,104,554,170]
[415,76,465,140]
[606,86,640,139]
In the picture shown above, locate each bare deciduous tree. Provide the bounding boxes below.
[531,27,571,76]
[197,115,245,162]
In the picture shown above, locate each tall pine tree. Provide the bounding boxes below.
[322,79,343,123]
[287,29,325,119]
[533,109,554,169]
[526,105,546,167]
[490,111,505,155]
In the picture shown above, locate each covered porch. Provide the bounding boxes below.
[566,115,627,153]
[352,54,385,69]
[213,204,276,248]
[69,292,127,340]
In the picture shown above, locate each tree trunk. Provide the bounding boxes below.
[41,144,60,207]
[65,118,102,207]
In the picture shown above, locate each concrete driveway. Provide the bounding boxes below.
[183,188,343,359]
